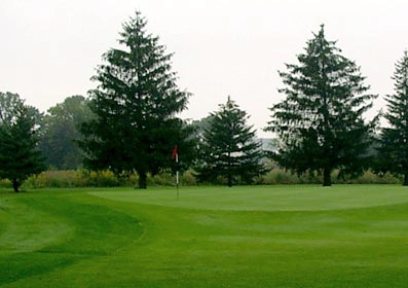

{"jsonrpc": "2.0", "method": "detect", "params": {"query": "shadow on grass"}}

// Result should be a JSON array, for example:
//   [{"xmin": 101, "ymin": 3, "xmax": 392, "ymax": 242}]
[{"xmin": 0, "ymin": 194, "xmax": 144, "ymax": 286}]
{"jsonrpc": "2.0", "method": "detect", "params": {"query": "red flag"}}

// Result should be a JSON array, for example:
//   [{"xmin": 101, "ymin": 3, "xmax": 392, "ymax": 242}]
[{"xmin": 171, "ymin": 145, "xmax": 178, "ymax": 161}]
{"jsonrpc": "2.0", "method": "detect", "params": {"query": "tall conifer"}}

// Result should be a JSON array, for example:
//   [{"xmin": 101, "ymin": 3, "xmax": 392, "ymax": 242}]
[
  {"xmin": 378, "ymin": 51, "xmax": 408, "ymax": 185},
  {"xmin": 80, "ymin": 12, "xmax": 193, "ymax": 188},
  {"xmin": 266, "ymin": 25, "xmax": 376, "ymax": 186}
]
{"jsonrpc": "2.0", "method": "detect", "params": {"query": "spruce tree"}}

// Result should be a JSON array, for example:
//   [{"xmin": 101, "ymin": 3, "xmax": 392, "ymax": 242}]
[
  {"xmin": 266, "ymin": 25, "xmax": 376, "ymax": 186},
  {"xmin": 0, "ymin": 92, "xmax": 44, "ymax": 192},
  {"xmin": 80, "ymin": 12, "xmax": 193, "ymax": 188},
  {"xmin": 196, "ymin": 97, "xmax": 264, "ymax": 186},
  {"xmin": 377, "ymin": 51, "xmax": 408, "ymax": 185}
]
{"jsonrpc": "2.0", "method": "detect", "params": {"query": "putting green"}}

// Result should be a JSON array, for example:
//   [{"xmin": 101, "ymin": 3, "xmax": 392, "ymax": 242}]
[
  {"xmin": 90, "ymin": 185, "xmax": 408, "ymax": 211},
  {"xmin": 2, "ymin": 185, "xmax": 408, "ymax": 288}
]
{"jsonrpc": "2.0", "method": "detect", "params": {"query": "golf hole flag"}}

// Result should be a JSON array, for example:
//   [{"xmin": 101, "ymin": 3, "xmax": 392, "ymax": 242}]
[{"xmin": 172, "ymin": 145, "xmax": 179, "ymax": 163}]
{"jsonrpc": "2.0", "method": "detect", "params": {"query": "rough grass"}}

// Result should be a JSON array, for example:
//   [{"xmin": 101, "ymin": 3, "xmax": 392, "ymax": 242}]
[{"xmin": 1, "ymin": 185, "xmax": 408, "ymax": 287}]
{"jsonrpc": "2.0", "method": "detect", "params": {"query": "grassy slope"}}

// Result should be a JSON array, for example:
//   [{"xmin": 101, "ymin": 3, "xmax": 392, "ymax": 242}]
[{"xmin": 1, "ymin": 185, "xmax": 408, "ymax": 287}]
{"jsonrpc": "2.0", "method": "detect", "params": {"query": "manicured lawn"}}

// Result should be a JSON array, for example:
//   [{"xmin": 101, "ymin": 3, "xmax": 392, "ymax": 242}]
[{"xmin": 1, "ymin": 185, "xmax": 408, "ymax": 287}]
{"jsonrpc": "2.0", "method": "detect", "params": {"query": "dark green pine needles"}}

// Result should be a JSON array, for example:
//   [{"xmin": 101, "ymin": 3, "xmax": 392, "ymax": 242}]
[
  {"xmin": 79, "ymin": 11, "xmax": 194, "ymax": 188},
  {"xmin": 266, "ymin": 25, "xmax": 376, "ymax": 186},
  {"xmin": 377, "ymin": 51, "xmax": 408, "ymax": 185},
  {"xmin": 196, "ymin": 96, "xmax": 265, "ymax": 186},
  {"xmin": 0, "ymin": 92, "xmax": 44, "ymax": 192}
]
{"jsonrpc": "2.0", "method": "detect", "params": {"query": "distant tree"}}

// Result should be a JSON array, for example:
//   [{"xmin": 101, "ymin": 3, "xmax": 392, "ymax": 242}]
[
  {"xmin": 377, "ymin": 51, "xmax": 408, "ymax": 185},
  {"xmin": 266, "ymin": 25, "xmax": 376, "ymax": 186},
  {"xmin": 195, "ymin": 96, "xmax": 264, "ymax": 186},
  {"xmin": 191, "ymin": 115, "xmax": 215, "ymax": 138},
  {"xmin": 39, "ymin": 95, "xmax": 93, "ymax": 169},
  {"xmin": 0, "ymin": 92, "xmax": 44, "ymax": 192},
  {"xmin": 79, "ymin": 11, "xmax": 194, "ymax": 188}
]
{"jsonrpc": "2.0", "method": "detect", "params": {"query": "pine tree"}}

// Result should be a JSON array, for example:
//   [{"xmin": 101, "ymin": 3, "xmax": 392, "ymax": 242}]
[
  {"xmin": 377, "ymin": 51, "xmax": 408, "ymax": 185},
  {"xmin": 266, "ymin": 25, "xmax": 376, "ymax": 186},
  {"xmin": 196, "ymin": 97, "xmax": 264, "ymax": 186},
  {"xmin": 79, "ymin": 12, "xmax": 194, "ymax": 188},
  {"xmin": 0, "ymin": 92, "xmax": 44, "ymax": 192}
]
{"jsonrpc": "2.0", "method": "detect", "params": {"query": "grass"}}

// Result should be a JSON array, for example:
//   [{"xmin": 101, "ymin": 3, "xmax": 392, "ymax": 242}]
[{"xmin": 1, "ymin": 185, "xmax": 408, "ymax": 287}]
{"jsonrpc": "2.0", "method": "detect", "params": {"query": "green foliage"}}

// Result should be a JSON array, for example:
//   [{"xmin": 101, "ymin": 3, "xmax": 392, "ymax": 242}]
[
  {"xmin": 24, "ymin": 170, "xmax": 82, "ymax": 188},
  {"xmin": 80, "ymin": 11, "xmax": 194, "ymax": 189},
  {"xmin": 0, "ymin": 178, "xmax": 11, "ymax": 188},
  {"xmin": 377, "ymin": 51, "xmax": 408, "ymax": 185},
  {"xmin": 260, "ymin": 168, "xmax": 399, "ymax": 185},
  {"xmin": 266, "ymin": 25, "xmax": 376, "ymax": 186},
  {"xmin": 195, "ymin": 97, "xmax": 265, "ymax": 186},
  {"xmin": 39, "ymin": 95, "xmax": 93, "ymax": 170},
  {"xmin": 24, "ymin": 170, "xmax": 125, "ymax": 188},
  {"xmin": 338, "ymin": 170, "xmax": 400, "ymax": 184},
  {"xmin": 0, "ymin": 92, "xmax": 44, "ymax": 192},
  {"xmin": 261, "ymin": 169, "xmax": 318, "ymax": 184},
  {"xmin": 180, "ymin": 169, "xmax": 197, "ymax": 185},
  {"xmin": 22, "ymin": 169, "xmax": 198, "ymax": 188}
]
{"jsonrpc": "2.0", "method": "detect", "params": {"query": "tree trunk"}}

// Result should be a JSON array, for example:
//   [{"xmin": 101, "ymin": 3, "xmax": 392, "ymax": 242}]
[
  {"xmin": 227, "ymin": 174, "xmax": 232, "ymax": 187},
  {"xmin": 323, "ymin": 168, "xmax": 332, "ymax": 187},
  {"xmin": 404, "ymin": 173, "xmax": 408, "ymax": 186},
  {"xmin": 12, "ymin": 179, "xmax": 20, "ymax": 192},
  {"xmin": 227, "ymin": 151, "xmax": 232, "ymax": 187},
  {"xmin": 138, "ymin": 171, "xmax": 147, "ymax": 189}
]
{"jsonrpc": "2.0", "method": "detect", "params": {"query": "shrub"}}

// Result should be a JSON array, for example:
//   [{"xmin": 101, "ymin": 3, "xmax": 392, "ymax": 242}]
[
  {"xmin": 336, "ymin": 170, "xmax": 400, "ymax": 184},
  {"xmin": 259, "ymin": 168, "xmax": 400, "ymax": 185},
  {"xmin": 24, "ymin": 170, "xmax": 80, "ymax": 188},
  {"xmin": 262, "ymin": 169, "xmax": 305, "ymax": 184},
  {"xmin": 10, "ymin": 167, "xmax": 404, "ymax": 189},
  {"xmin": 79, "ymin": 170, "xmax": 120, "ymax": 187},
  {"xmin": 180, "ymin": 169, "xmax": 197, "ymax": 186},
  {"xmin": 147, "ymin": 171, "xmax": 174, "ymax": 186},
  {"xmin": 20, "ymin": 169, "xmax": 196, "ymax": 188},
  {"xmin": 0, "ymin": 178, "xmax": 11, "ymax": 188}
]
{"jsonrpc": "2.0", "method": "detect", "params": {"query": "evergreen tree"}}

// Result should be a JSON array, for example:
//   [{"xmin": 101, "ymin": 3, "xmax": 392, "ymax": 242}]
[
  {"xmin": 79, "ymin": 11, "xmax": 193, "ymax": 188},
  {"xmin": 196, "ymin": 97, "xmax": 264, "ymax": 186},
  {"xmin": 377, "ymin": 51, "xmax": 408, "ymax": 185},
  {"xmin": 0, "ymin": 92, "xmax": 44, "ymax": 192},
  {"xmin": 266, "ymin": 25, "xmax": 376, "ymax": 186}
]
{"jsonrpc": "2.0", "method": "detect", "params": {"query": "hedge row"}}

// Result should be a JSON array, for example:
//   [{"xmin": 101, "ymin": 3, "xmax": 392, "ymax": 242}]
[
  {"xmin": 260, "ymin": 169, "xmax": 400, "ymax": 185},
  {"xmin": 0, "ymin": 168, "xmax": 401, "ymax": 189},
  {"xmin": 0, "ymin": 170, "xmax": 197, "ymax": 189}
]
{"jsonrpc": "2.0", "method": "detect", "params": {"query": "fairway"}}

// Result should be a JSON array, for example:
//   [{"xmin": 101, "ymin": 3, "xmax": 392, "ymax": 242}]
[{"xmin": 2, "ymin": 185, "xmax": 408, "ymax": 287}]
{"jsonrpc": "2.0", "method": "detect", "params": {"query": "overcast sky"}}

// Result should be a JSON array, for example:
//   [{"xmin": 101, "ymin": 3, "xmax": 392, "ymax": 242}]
[{"xmin": 1, "ymin": 0, "xmax": 408, "ymax": 137}]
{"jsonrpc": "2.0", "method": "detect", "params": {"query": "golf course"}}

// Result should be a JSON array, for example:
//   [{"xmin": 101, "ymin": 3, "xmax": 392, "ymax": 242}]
[{"xmin": 1, "ymin": 185, "xmax": 408, "ymax": 287}]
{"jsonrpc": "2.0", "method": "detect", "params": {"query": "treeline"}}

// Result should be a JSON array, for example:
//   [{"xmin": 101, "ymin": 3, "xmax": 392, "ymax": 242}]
[{"xmin": 1, "ymin": 12, "xmax": 408, "ymax": 191}]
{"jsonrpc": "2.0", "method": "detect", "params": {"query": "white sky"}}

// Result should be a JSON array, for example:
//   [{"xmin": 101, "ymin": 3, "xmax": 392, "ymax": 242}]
[{"xmin": 1, "ymin": 0, "xmax": 408, "ymax": 137}]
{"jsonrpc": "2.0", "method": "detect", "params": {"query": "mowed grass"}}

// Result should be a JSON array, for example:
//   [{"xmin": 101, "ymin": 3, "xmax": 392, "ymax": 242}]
[{"xmin": 1, "ymin": 185, "xmax": 408, "ymax": 287}]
